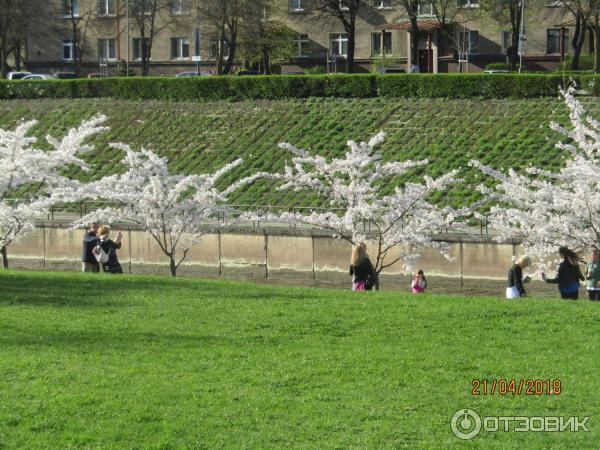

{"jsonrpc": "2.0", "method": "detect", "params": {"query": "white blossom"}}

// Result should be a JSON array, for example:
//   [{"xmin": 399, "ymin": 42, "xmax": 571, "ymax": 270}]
[
  {"xmin": 252, "ymin": 132, "xmax": 466, "ymax": 283},
  {"xmin": 0, "ymin": 115, "xmax": 108, "ymax": 266},
  {"xmin": 470, "ymin": 86, "xmax": 600, "ymax": 270},
  {"xmin": 75, "ymin": 144, "xmax": 262, "ymax": 276}
]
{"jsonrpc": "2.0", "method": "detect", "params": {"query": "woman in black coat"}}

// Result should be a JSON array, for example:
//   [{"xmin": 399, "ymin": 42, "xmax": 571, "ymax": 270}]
[
  {"xmin": 542, "ymin": 246, "xmax": 584, "ymax": 299},
  {"xmin": 506, "ymin": 256, "xmax": 531, "ymax": 298},
  {"xmin": 95, "ymin": 225, "xmax": 124, "ymax": 274},
  {"xmin": 349, "ymin": 243, "xmax": 376, "ymax": 291}
]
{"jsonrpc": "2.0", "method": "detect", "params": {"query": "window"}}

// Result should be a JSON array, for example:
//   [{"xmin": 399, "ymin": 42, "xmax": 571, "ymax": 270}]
[
  {"xmin": 98, "ymin": 38, "xmax": 116, "ymax": 61},
  {"xmin": 371, "ymin": 31, "xmax": 392, "ymax": 56},
  {"xmin": 289, "ymin": 0, "xmax": 305, "ymax": 10},
  {"xmin": 132, "ymin": 0, "xmax": 152, "ymax": 15},
  {"xmin": 209, "ymin": 39, "xmax": 229, "ymax": 59},
  {"xmin": 457, "ymin": 30, "xmax": 479, "ymax": 54},
  {"xmin": 418, "ymin": 2, "xmax": 434, "ymax": 16},
  {"xmin": 170, "ymin": 0, "xmax": 184, "ymax": 15},
  {"xmin": 457, "ymin": 0, "xmax": 479, "ymax": 6},
  {"xmin": 62, "ymin": 39, "xmax": 75, "ymax": 61},
  {"xmin": 547, "ymin": 28, "xmax": 569, "ymax": 54},
  {"xmin": 501, "ymin": 31, "xmax": 511, "ymax": 53},
  {"xmin": 62, "ymin": 0, "xmax": 80, "ymax": 17},
  {"xmin": 171, "ymin": 37, "xmax": 190, "ymax": 59},
  {"xmin": 98, "ymin": 0, "xmax": 116, "ymax": 16},
  {"xmin": 374, "ymin": 0, "xmax": 392, "ymax": 7},
  {"xmin": 193, "ymin": 29, "xmax": 201, "ymax": 59},
  {"xmin": 295, "ymin": 34, "xmax": 310, "ymax": 57},
  {"xmin": 329, "ymin": 33, "xmax": 348, "ymax": 57},
  {"xmin": 133, "ymin": 37, "xmax": 151, "ymax": 60}
]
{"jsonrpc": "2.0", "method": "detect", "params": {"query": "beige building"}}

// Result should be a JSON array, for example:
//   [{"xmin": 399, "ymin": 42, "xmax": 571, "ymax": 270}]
[{"xmin": 26, "ymin": 1, "xmax": 593, "ymax": 76}]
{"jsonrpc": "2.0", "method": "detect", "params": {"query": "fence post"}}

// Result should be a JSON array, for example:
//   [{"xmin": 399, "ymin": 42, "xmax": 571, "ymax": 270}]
[
  {"xmin": 218, "ymin": 230, "xmax": 222, "ymax": 276},
  {"xmin": 459, "ymin": 238, "xmax": 464, "ymax": 290},
  {"xmin": 42, "ymin": 224, "xmax": 46, "ymax": 269},
  {"xmin": 128, "ymin": 228, "xmax": 133, "ymax": 274},
  {"xmin": 311, "ymin": 232, "xmax": 316, "ymax": 281},
  {"xmin": 264, "ymin": 231, "xmax": 268, "ymax": 279}
]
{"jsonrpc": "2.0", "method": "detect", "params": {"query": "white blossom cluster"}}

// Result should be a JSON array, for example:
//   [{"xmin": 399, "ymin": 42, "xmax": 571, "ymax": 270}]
[
  {"xmin": 257, "ymin": 131, "xmax": 467, "ymax": 276},
  {"xmin": 75, "ymin": 143, "xmax": 262, "ymax": 276},
  {"xmin": 470, "ymin": 86, "xmax": 600, "ymax": 269},
  {"xmin": 0, "ymin": 115, "xmax": 108, "ymax": 253}
]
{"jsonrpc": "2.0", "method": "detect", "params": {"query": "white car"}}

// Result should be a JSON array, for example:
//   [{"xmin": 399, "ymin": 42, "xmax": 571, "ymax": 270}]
[
  {"xmin": 175, "ymin": 71, "xmax": 210, "ymax": 78},
  {"xmin": 7, "ymin": 71, "xmax": 32, "ymax": 80},
  {"xmin": 21, "ymin": 74, "xmax": 55, "ymax": 80}
]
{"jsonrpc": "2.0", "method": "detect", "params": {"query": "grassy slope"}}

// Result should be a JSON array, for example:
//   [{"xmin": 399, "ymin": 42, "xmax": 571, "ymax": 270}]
[
  {"xmin": 1, "ymin": 97, "xmax": 599, "ymax": 208},
  {"xmin": 1, "ymin": 271, "xmax": 599, "ymax": 449}
]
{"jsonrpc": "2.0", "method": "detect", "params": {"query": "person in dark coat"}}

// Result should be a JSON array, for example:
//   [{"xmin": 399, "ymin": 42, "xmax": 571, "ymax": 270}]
[
  {"xmin": 506, "ymin": 256, "xmax": 531, "ymax": 298},
  {"xmin": 349, "ymin": 242, "xmax": 376, "ymax": 291},
  {"xmin": 542, "ymin": 246, "xmax": 585, "ymax": 299},
  {"xmin": 94, "ymin": 225, "xmax": 123, "ymax": 274},
  {"xmin": 81, "ymin": 222, "xmax": 100, "ymax": 273}
]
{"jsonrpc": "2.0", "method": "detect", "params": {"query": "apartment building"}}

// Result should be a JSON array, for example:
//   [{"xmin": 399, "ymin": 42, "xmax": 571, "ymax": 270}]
[{"xmin": 26, "ymin": 1, "xmax": 592, "ymax": 76}]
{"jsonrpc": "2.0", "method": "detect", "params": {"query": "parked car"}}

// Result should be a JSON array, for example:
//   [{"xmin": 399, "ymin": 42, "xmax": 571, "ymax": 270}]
[
  {"xmin": 87, "ymin": 73, "xmax": 108, "ymax": 78},
  {"xmin": 56, "ymin": 72, "xmax": 77, "ymax": 79},
  {"xmin": 175, "ymin": 71, "xmax": 210, "ymax": 77},
  {"xmin": 483, "ymin": 69, "xmax": 510, "ymax": 74},
  {"xmin": 378, "ymin": 68, "xmax": 406, "ymax": 74},
  {"xmin": 237, "ymin": 70, "xmax": 260, "ymax": 76},
  {"xmin": 7, "ymin": 71, "xmax": 32, "ymax": 80},
  {"xmin": 21, "ymin": 74, "xmax": 55, "ymax": 80}
]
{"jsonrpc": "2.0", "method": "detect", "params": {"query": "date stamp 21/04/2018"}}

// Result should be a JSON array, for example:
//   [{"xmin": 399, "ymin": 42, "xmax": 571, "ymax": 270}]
[{"xmin": 471, "ymin": 379, "xmax": 561, "ymax": 396}]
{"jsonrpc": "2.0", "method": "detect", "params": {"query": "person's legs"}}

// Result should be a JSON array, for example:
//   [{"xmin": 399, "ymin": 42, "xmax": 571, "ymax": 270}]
[
  {"xmin": 590, "ymin": 290, "xmax": 600, "ymax": 301},
  {"xmin": 561, "ymin": 292, "xmax": 578, "ymax": 300}
]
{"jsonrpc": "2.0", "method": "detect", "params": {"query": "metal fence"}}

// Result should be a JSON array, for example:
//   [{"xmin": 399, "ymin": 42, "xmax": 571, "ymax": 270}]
[{"xmin": 35, "ymin": 200, "xmax": 490, "ymax": 235}]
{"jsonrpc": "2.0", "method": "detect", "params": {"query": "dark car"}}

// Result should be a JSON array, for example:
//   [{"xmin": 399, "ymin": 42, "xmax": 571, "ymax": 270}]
[{"xmin": 237, "ymin": 70, "xmax": 260, "ymax": 76}]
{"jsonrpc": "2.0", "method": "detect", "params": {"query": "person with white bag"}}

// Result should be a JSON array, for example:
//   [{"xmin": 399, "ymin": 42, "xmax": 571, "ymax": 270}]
[
  {"xmin": 506, "ymin": 256, "xmax": 531, "ymax": 299},
  {"xmin": 93, "ymin": 225, "xmax": 123, "ymax": 274}
]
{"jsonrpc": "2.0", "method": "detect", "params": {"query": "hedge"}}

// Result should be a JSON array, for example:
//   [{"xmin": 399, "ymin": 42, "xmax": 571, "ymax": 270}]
[{"xmin": 0, "ymin": 73, "xmax": 596, "ymax": 101}]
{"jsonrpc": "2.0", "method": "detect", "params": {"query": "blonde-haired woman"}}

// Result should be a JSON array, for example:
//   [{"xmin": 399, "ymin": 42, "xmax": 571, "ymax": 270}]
[
  {"xmin": 349, "ymin": 243, "xmax": 376, "ymax": 291},
  {"xmin": 93, "ymin": 225, "xmax": 123, "ymax": 274},
  {"xmin": 506, "ymin": 255, "xmax": 531, "ymax": 298}
]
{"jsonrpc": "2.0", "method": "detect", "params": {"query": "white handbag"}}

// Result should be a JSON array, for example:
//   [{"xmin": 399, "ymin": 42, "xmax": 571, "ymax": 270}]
[
  {"xmin": 94, "ymin": 244, "xmax": 110, "ymax": 264},
  {"xmin": 506, "ymin": 286, "xmax": 521, "ymax": 299}
]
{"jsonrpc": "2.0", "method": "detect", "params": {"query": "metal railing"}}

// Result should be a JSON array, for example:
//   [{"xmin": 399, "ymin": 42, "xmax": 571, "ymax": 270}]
[{"xmin": 20, "ymin": 200, "xmax": 491, "ymax": 236}]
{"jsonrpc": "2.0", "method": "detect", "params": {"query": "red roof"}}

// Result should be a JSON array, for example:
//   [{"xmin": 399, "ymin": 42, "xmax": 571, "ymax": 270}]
[{"xmin": 383, "ymin": 20, "xmax": 442, "ymax": 31}]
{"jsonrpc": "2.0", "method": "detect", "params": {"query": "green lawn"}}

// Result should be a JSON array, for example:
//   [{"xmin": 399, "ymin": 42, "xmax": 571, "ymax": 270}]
[
  {"xmin": 2, "ymin": 97, "xmax": 600, "ymax": 209},
  {"xmin": 1, "ymin": 271, "xmax": 599, "ymax": 449}
]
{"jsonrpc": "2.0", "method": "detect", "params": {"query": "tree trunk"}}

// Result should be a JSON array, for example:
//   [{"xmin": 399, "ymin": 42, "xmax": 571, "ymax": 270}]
[
  {"xmin": 1, "ymin": 245, "xmax": 8, "ymax": 269},
  {"xmin": 0, "ymin": 46, "xmax": 7, "ymax": 79},
  {"xmin": 595, "ymin": 25, "xmax": 600, "ymax": 74},
  {"xmin": 169, "ymin": 255, "xmax": 177, "ymax": 277},
  {"xmin": 409, "ymin": 17, "xmax": 419, "ymax": 70},
  {"xmin": 571, "ymin": 12, "xmax": 586, "ymax": 70},
  {"xmin": 223, "ymin": 34, "xmax": 237, "ymax": 74},
  {"xmin": 346, "ymin": 21, "xmax": 356, "ymax": 73}
]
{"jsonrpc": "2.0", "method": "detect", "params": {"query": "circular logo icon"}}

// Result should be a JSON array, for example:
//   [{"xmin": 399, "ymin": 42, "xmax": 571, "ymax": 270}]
[{"xmin": 451, "ymin": 409, "xmax": 481, "ymax": 440}]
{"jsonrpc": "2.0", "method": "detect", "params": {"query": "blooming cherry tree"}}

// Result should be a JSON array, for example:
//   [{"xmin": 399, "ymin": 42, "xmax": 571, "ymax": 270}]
[
  {"xmin": 261, "ymin": 132, "xmax": 466, "ymax": 285},
  {"xmin": 469, "ymin": 86, "xmax": 600, "ymax": 268},
  {"xmin": 0, "ymin": 115, "xmax": 108, "ymax": 268},
  {"xmin": 76, "ymin": 144, "xmax": 262, "ymax": 277}
]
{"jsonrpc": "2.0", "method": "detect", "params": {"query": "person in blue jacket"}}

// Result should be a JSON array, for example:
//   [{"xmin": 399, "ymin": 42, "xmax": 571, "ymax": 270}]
[{"xmin": 542, "ymin": 246, "xmax": 585, "ymax": 299}]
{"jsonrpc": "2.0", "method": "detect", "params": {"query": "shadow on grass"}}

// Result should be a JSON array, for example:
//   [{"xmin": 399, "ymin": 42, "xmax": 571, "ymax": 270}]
[{"xmin": 0, "ymin": 327, "xmax": 246, "ymax": 349}]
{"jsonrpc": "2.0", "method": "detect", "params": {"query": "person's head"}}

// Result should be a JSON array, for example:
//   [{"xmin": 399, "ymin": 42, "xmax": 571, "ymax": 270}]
[
  {"xmin": 98, "ymin": 225, "xmax": 110, "ymax": 239},
  {"xmin": 351, "ymin": 243, "xmax": 367, "ymax": 266},
  {"xmin": 417, "ymin": 270, "xmax": 425, "ymax": 277},
  {"xmin": 515, "ymin": 256, "xmax": 531, "ymax": 269},
  {"xmin": 559, "ymin": 246, "xmax": 580, "ymax": 265},
  {"xmin": 592, "ymin": 249, "xmax": 599, "ymax": 263},
  {"xmin": 90, "ymin": 222, "xmax": 99, "ymax": 233}
]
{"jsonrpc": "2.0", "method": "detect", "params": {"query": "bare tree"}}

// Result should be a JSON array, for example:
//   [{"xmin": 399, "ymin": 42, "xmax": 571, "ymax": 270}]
[
  {"xmin": 0, "ymin": 0, "xmax": 33, "ymax": 77},
  {"xmin": 127, "ymin": 0, "xmax": 175, "ymax": 76},
  {"xmin": 0, "ymin": 0, "xmax": 16, "ymax": 77},
  {"xmin": 54, "ymin": 0, "xmax": 95, "ymax": 77},
  {"xmin": 480, "ymin": 0, "xmax": 523, "ymax": 70},
  {"xmin": 313, "ymin": 0, "xmax": 368, "ymax": 73},
  {"xmin": 200, "ymin": 0, "xmax": 268, "ymax": 75},
  {"xmin": 430, "ymin": 0, "xmax": 466, "ymax": 63},
  {"xmin": 398, "ymin": 0, "xmax": 420, "ymax": 71},
  {"xmin": 560, "ymin": 0, "xmax": 600, "ymax": 73}
]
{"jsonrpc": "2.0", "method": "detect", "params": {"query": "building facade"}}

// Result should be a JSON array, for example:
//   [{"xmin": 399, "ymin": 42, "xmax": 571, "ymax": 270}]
[{"xmin": 25, "ymin": 1, "xmax": 593, "ymax": 76}]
